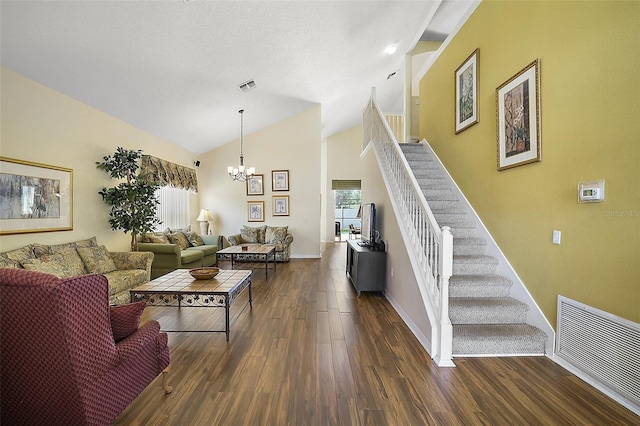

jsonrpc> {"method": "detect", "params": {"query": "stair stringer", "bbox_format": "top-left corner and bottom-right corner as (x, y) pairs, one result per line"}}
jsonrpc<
(417, 139), (555, 355)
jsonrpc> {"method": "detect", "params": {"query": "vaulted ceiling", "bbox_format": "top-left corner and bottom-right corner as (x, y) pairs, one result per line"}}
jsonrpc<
(1, 0), (474, 154)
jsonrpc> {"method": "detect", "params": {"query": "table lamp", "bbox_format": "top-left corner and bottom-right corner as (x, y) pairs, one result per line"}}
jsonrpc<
(196, 209), (213, 235)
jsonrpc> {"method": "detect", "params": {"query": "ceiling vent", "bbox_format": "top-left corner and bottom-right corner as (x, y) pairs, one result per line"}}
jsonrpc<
(238, 79), (257, 93)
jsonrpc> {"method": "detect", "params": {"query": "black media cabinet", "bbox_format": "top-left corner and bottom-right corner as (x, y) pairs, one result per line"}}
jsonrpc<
(346, 239), (386, 296)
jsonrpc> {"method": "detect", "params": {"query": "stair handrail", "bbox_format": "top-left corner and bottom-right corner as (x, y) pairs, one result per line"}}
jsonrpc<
(363, 90), (454, 366)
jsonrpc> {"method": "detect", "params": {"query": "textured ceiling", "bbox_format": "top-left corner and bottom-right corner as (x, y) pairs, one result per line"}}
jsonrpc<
(1, 0), (474, 155)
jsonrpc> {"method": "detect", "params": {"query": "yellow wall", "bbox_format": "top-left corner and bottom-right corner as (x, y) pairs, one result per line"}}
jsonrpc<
(197, 106), (322, 258)
(420, 1), (639, 324)
(0, 67), (198, 252)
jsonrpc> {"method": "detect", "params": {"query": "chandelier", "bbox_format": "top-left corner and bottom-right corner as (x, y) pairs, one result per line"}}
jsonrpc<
(228, 109), (255, 182)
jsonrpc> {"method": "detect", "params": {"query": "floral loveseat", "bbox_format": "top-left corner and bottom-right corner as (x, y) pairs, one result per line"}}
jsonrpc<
(226, 225), (293, 262)
(0, 236), (153, 305)
(137, 227), (222, 279)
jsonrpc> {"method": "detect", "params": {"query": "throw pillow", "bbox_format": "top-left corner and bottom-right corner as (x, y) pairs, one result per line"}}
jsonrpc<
(142, 233), (169, 244)
(0, 258), (21, 269)
(185, 231), (204, 247)
(76, 245), (118, 274)
(241, 225), (266, 244)
(21, 254), (72, 278)
(167, 232), (190, 250)
(240, 226), (259, 243)
(265, 226), (288, 244)
(49, 246), (86, 276)
(109, 301), (146, 342)
(1, 245), (34, 264)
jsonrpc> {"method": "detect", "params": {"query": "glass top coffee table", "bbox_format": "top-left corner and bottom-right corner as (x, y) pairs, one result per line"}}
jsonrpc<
(130, 269), (252, 341)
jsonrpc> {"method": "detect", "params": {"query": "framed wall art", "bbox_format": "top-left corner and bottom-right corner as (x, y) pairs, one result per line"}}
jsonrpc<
(247, 201), (264, 222)
(0, 157), (73, 235)
(272, 170), (289, 191)
(455, 48), (479, 134)
(272, 195), (290, 216)
(496, 59), (541, 170)
(246, 174), (264, 196)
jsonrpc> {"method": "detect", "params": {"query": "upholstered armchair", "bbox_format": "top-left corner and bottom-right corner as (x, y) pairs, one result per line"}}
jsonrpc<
(0, 268), (171, 425)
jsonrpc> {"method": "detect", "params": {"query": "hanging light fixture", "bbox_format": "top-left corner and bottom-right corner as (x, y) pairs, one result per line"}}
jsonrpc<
(228, 109), (255, 182)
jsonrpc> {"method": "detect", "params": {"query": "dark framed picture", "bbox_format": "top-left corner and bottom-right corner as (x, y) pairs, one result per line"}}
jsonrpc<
(246, 174), (264, 196)
(496, 59), (541, 170)
(455, 48), (479, 134)
(0, 157), (73, 235)
(272, 170), (289, 191)
(247, 201), (264, 222)
(272, 195), (289, 216)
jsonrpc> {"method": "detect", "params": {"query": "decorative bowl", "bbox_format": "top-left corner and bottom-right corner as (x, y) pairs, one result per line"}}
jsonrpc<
(189, 267), (220, 280)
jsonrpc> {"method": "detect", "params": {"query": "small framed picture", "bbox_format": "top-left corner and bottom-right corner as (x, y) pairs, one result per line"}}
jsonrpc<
(455, 48), (479, 134)
(246, 174), (264, 196)
(272, 170), (289, 191)
(272, 195), (290, 216)
(247, 201), (264, 222)
(496, 59), (541, 170)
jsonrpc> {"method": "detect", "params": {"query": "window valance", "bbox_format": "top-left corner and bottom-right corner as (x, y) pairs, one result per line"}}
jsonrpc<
(140, 155), (198, 193)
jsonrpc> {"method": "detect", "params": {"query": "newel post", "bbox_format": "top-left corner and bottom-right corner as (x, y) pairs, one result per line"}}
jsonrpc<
(436, 226), (455, 367)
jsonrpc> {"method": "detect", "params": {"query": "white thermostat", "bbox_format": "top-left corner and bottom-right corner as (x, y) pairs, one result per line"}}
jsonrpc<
(578, 180), (605, 203)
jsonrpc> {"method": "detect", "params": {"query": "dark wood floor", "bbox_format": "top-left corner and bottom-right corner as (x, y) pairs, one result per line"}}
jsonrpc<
(114, 243), (638, 425)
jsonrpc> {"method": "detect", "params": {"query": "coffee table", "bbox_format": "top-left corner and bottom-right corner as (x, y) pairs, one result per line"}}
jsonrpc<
(216, 244), (276, 278)
(130, 269), (252, 341)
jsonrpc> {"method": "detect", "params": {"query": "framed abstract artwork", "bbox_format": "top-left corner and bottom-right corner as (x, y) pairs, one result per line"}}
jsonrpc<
(272, 195), (289, 216)
(247, 201), (264, 222)
(496, 59), (541, 170)
(271, 170), (289, 191)
(0, 157), (73, 235)
(455, 48), (479, 134)
(246, 174), (264, 196)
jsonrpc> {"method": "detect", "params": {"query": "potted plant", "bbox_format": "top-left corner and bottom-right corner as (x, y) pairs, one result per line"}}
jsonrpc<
(96, 147), (161, 251)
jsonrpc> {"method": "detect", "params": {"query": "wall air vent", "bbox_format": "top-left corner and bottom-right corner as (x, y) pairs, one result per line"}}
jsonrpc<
(238, 79), (257, 93)
(556, 295), (640, 413)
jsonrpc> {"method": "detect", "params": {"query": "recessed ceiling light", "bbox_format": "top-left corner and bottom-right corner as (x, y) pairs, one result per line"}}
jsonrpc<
(384, 44), (398, 55)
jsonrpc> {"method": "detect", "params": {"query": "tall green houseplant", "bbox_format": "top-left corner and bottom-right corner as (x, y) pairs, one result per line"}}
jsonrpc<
(97, 148), (160, 251)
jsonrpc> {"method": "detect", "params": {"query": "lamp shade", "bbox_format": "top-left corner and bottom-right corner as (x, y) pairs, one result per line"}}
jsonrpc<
(196, 209), (213, 222)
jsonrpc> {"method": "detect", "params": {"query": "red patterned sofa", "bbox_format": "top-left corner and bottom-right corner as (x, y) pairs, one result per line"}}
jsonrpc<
(0, 268), (171, 425)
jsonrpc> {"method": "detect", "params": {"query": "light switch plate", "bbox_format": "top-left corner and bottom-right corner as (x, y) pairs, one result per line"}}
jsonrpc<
(553, 230), (561, 245)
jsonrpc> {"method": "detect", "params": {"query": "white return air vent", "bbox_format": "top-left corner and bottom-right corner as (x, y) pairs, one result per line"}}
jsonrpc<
(238, 79), (257, 93)
(556, 296), (640, 413)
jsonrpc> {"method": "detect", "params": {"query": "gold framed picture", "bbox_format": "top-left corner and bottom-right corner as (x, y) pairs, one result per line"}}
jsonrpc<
(0, 157), (73, 235)
(272, 195), (289, 216)
(247, 201), (264, 222)
(496, 59), (541, 170)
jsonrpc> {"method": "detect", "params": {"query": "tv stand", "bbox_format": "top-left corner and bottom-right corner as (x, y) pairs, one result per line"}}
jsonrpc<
(346, 239), (386, 296)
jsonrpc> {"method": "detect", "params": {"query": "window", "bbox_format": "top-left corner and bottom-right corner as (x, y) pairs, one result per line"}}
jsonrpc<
(154, 186), (190, 231)
(332, 180), (362, 241)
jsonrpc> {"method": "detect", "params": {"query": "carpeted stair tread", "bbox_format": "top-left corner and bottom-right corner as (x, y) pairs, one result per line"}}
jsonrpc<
(453, 255), (498, 275)
(452, 324), (547, 355)
(449, 274), (512, 297)
(449, 297), (529, 324)
(453, 238), (486, 255)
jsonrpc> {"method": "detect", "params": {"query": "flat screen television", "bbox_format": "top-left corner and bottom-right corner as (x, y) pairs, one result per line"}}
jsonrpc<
(360, 203), (376, 247)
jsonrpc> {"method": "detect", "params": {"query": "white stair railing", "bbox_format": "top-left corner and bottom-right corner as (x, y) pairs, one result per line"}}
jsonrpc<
(363, 90), (454, 367)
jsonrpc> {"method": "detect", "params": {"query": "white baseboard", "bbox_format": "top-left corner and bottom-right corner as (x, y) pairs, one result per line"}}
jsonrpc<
(548, 354), (640, 415)
(385, 293), (433, 359)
